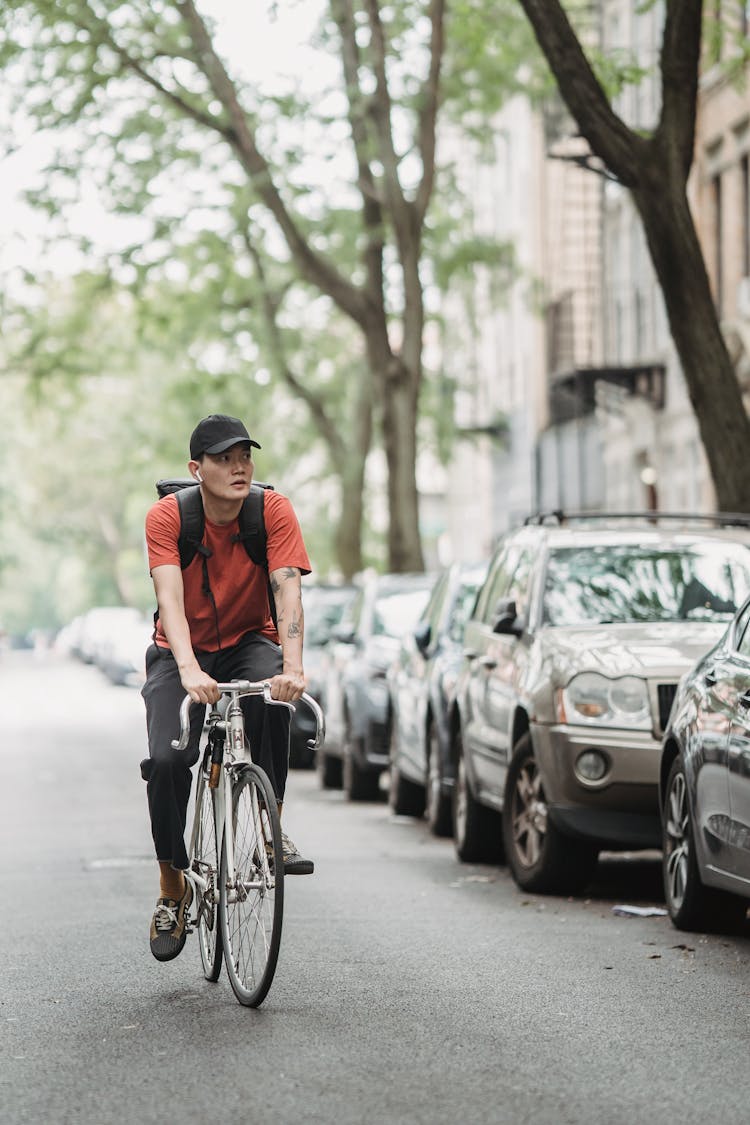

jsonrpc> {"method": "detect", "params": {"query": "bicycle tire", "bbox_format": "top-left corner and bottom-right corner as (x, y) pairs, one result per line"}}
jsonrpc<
(193, 771), (223, 982)
(219, 763), (284, 1007)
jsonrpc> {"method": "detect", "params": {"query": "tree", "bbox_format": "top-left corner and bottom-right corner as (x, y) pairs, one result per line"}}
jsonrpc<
(517, 0), (750, 512)
(2, 0), (534, 573)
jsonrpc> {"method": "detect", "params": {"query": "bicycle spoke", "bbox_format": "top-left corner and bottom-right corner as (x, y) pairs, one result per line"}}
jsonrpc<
(219, 765), (284, 1007)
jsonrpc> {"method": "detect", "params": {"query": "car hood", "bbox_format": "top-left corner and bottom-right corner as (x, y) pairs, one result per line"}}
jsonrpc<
(539, 621), (726, 683)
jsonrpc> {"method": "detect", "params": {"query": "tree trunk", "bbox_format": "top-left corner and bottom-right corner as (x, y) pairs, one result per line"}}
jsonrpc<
(633, 176), (750, 511)
(363, 304), (425, 572)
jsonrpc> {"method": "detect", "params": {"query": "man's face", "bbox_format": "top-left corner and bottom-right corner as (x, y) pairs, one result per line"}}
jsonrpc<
(190, 444), (254, 502)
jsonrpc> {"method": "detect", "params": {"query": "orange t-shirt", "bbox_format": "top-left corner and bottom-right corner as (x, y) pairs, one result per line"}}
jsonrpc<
(146, 490), (311, 652)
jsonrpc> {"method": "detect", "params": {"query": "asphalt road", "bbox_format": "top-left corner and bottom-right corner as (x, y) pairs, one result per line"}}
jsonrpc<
(2, 650), (750, 1125)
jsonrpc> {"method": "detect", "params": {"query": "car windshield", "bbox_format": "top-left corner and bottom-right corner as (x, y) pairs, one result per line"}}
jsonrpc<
(303, 590), (355, 647)
(373, 587), (432, 638)
(542, 542), (750, 627)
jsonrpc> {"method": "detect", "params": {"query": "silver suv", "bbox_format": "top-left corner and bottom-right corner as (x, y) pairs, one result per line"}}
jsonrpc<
(452, 513), (750, 894)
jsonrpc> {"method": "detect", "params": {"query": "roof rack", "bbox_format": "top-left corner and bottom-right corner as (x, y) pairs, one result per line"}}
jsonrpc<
(523, 510), (750, 529)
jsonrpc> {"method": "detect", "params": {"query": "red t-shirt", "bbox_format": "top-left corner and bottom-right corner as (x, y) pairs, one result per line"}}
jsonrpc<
(146, 490), (311, 652)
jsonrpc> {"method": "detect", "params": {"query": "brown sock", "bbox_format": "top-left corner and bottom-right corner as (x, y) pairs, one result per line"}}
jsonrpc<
(159, 862), (185, 901)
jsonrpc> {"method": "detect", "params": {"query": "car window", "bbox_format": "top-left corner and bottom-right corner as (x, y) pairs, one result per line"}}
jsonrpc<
(476, 545), (521, 625)
(340, 589), (364, 633)
(372, 586), (433, 639)
(303, 589), (356, 646)
(423, 572), (449, 632)
(447, 577), (485, 643)
(542, 542), (750, 627)
(734, 601), (750, 656)
(506, 550), (534, 623)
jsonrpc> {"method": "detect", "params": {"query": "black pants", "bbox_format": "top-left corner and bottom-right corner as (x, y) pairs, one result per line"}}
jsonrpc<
(140, 632), (290, 870)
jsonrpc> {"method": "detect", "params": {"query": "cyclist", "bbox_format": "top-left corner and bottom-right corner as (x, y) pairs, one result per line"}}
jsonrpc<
(140, 413), (313, 962)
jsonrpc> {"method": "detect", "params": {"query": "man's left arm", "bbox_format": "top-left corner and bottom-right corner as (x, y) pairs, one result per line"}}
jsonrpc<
(269, 565), (305, 702)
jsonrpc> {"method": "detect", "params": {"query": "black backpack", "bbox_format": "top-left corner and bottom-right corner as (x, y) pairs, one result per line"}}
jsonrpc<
(154, 478), (277, 635)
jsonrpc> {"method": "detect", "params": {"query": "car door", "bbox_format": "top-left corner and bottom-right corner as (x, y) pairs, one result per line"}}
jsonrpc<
(398, 572), (449, 777)
(463, 544), (530, 801)
(726, 604), (750, 881)
(324, 588), (364, 752)
(477, 548), (535, 796)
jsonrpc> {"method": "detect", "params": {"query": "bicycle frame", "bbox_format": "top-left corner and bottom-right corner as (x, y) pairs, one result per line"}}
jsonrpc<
(173, 680), (324, 898)
(169, 679), (325, 1005)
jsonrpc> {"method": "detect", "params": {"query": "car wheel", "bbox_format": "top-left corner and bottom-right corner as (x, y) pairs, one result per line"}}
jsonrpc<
(388, 717), (426, 817)
(317, 747), (343, 790)
(452, 727), (503, 863)
(425, 717), (452, 838)
(662, 757), (748, 933)
(343, 724), (382, 801)
(502, 733), (598, 895)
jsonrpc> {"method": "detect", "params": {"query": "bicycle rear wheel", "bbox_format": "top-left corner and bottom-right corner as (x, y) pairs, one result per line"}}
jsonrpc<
(193, 771), (223, 981)
(219, 764), (284, 1007)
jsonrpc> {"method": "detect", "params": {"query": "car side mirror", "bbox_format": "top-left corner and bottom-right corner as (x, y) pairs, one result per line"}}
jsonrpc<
(414, 621), (432, 656)
(492, 598), (522, 636)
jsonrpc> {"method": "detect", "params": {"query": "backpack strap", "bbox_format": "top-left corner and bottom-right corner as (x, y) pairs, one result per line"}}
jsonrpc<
(232, 485), (277, 627)
(173, 485), (208, 570)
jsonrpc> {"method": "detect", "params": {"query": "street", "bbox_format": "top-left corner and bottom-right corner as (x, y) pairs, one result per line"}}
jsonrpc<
(2, 651), (750, 1125)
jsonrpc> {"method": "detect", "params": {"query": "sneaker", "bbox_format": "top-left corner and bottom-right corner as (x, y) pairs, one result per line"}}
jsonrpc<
(149, 881), (194, 962)
(281, 831), (314, 875)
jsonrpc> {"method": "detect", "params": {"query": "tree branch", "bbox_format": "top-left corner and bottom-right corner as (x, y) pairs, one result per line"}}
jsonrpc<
(516, 0), (647, 186)
(363, 0), (416, 250)
(240, 227), (347, 466)
(414, 0), (445, 223)
(175, 0), (371, 327)
(656, 0), (701, 182)
(329, 0), (387, 302)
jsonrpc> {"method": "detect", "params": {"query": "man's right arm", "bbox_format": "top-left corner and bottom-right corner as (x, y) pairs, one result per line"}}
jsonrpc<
(151, 564), (219, 705)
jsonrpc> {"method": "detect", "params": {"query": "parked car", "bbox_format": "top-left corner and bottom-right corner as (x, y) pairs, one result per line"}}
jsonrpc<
(289, 583), (357, 768)
(660, 593), (750, 933)
(387, 561), (488, 835)
(451, 512), (750, 895)
(74, 605), (146, 667)
(96, 614), (153, 686)
(318, 571), (436, 800)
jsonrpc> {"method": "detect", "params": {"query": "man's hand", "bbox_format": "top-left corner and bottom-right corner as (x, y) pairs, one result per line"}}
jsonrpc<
(179, 661), (220, 705)
(269, 670), (306, 703)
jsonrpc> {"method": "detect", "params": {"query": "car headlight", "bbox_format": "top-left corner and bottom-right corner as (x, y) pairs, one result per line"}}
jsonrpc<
(559, 673), (651, 730)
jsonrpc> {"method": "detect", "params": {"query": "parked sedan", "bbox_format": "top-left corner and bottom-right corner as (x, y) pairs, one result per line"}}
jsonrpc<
(660, 595), (750, 932)
(388, 561), (487, 835)
(452, 513), (750, 895)
(318, 571), (436, 800)
(289, 583), (357, 768)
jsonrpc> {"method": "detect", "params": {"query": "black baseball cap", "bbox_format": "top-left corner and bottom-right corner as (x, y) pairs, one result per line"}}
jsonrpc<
(189, 414), (261, 459)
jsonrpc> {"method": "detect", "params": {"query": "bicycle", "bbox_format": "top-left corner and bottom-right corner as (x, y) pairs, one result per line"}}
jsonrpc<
(171, 680), (324, 1007)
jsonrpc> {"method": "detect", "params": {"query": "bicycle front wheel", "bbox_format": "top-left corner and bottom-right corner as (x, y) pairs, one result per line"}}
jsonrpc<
(193, 772), (223, 982)
(219, 764), (284, 1007)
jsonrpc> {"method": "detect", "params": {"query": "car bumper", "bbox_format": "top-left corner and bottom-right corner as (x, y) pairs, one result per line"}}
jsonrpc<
(531, 721), (661, 848)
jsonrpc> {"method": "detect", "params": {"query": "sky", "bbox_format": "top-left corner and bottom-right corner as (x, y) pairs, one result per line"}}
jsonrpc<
(0, 0), (329, 278)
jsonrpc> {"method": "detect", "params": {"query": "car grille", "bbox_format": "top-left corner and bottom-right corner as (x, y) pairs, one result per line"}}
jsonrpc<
(656, 683), (678, 734)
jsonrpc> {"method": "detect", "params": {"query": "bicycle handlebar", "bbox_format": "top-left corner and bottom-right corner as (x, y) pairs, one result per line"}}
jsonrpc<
(171, 680), (325, 753)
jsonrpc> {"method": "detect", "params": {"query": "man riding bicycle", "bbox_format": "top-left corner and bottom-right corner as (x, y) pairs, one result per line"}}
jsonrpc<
(140, 413), (313, 962)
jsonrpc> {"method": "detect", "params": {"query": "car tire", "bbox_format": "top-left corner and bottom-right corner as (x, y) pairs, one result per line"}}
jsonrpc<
(388, 716), (426, 817)
(317, 748), (343, 790)
(662, 757), (748, 933)
(502, 733), (598, 895)
(453, 727), (503, 863)
(343, 725), (382, 801)
(425, 717), (453, 838)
